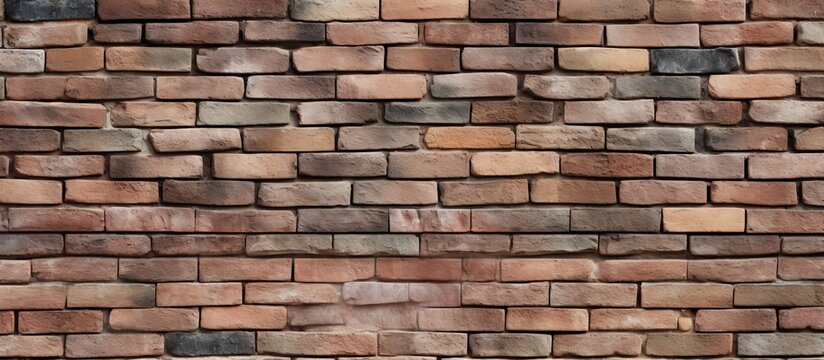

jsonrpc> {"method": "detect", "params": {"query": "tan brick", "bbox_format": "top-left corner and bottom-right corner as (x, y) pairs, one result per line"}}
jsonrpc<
(590, 309), (680, 330)
(200, 258), (291, 282)
(111, 102), (196, 127)
(382, 0), (468, 19)
(655, 0), (745, 22)
(67, 283), (155, 308)
(193, 0), (288, 18)
(607, 24), (699, 47)
(387, 47), (461, 72)
(106, 207), (194, 232)
(701, 22), (794, 46)
(110, 308), (198, 331)
(246, 75), (335, 99)
(559, 48), (648, 72)
(294, 46), (383, 72)
(294, 258), (374, 283)
(65, 334), (164, 358)
(507, 307), (588, 331)
(33, 257), (117, 282)
(696, 309), (777, 332)
(663, 207), (745, 232)
(425, 23), (508, 46)
(642, 283), (733, 308)
(201, 305), (287, 330)
(106, 47), (192, 72)
(646, 333), (733, 357)
(709, 74), (796, 99)
(0, 336), (63, 357)
(46, 47), (104, 72)
(599, 260), (687, 282)
(554, 333), (643, 357)
(4, 23), (87, 48)
(156, 76), (244, 100)
(202, 47), (294, 73)
(471, 151), (558, 176)
(157, 282), (241, 306)
(425, 127), (515, 149)
(213, 153), (296, 180)
(501, 259), (595, 281)
(419, 308), (504, 332)
(327, 22), (418, 45)
(337, 74), (427, 100)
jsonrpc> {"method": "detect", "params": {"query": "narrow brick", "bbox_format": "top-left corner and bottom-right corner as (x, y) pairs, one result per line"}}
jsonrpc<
(425, 23), (508, 46)
(516, 23), (604, 46)
(564, 100), (654, 124)
(559, 0), (649, 21)
(111, 102), (196, 127)
(558, 48), (649, 73)
(106, 47), (192, 72)
(327, 22), (418, 45)
(146, 21), (239, 45)
(299, 152), (387, 177)
(655, 0), (745, 22)
(244, 128), (335, 152)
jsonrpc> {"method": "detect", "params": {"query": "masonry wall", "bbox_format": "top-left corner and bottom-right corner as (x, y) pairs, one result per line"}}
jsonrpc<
(0, 0), (823, 358)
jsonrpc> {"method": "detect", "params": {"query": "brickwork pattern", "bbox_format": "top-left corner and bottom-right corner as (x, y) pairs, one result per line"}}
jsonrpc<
(0, 0), (823, 358)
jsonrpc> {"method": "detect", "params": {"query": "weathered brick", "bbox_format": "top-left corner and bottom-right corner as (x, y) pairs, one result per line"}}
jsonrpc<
(111, 102), (196, 127)
(600, 234), (687, 255)
(0, 129), (59, 152)
(299, 102), (379, 125)
(501, 259), (595, 281)
(472, 209), (569, 232)
(425, 23), (508, 46)
(646, 333), (733, 357)
(655, 0), (745, 22)
(600, 260), (687, 282)
(560, 0), (649, 21)
(736, 283), (824, 307)
(382, 0), (467, 19)
(525, 75), (610, 100)
(156, 76), (244, 100)
(711, 181), (797, 206)
(4, 23), (87, 48)
(292, 0), (379, 21)
(695, 309), (777, 332)
(195, 209), (296, 233)
(551, 283), (637, 308)
(471, 0), (556, 19)
(257, 332), (377, 356)
(641, 283), (733, 308)
(709, 74), (796, 99)
(63, 129), (142, 153)
(18, 310), (103, 334)
(294, 258), (373, 282)
(299, 152), (387, 177)
(607, 127), (695, 152)
(608, 24), (699, 47)
(201, 305), (286, 330)
(353, 181), (437, 205)
(46, 47), (104, 72)
(335, 234), (419, 256)
(213, 154), (296, 180)
(66, 234), (150, 256)
(506, 307), (588, 331)
(110, 155), (203, 179)
(105, 207), (195, 232)
(440, 179), (528, 206)
(558, 48), (649, 73)
(0, 284), (66, 310)
(779, 307), (824, 329)
(782, 236), (824, 255)
(379, 331), (466, 356)
(752, 0), (824, 19)
(663, 208), (745, 232)
(298, 209), (388, 232)
(6, 0), (95, 21)
(425, 127), (515, 149)
(422, 234), (509, 256)
(562, 153), (654, 178)
(327, 22), (417, 45)
(689, 258), (778, 282)
(377, 258), (462, 281)
(387, 47), (461, 72)
(157, 282), (241, 306)
(153, 234), (243, 256)
(119, 258), (198, 282)
(620, 180), (706, 205)
(471, 151), (558, 176)
(657, 154), (745, 179)
(193, 0), (288, 18)
(15, 155), (104, 178)
(244, 128), (335, 152)
(554, 333), (643, 357)
(338, 126), (420, 150)
(93, 23), (143, 43)
(67, 283), (155, 308)
(516, 125), (605, 150)
(616, 76), (701, 100)
(32, 257), (117, 282)
(516, 23), (604, 45)
(706, 127), (788, 151)
(746, 47), (824, 71)
(691, 235), (780, 256)
(243, 21), (326, 42)
(98, 0), (190, 20)
(0, 49), (44, 73)
(9, 208), (104, 232)
(110, 308), (198, 331)
(0, 180), (62, 205)
(0, 335), (63, 357)
(338, 74), (427, 100)
(564, 100), (654, 124)
(463, 47), (553, 71)
(106, 47), (192, 72)
(738, 333), (824, 356)
(0, 260), (31, 284)
(294, 46), (383, 72)
(591, 309), (680, 330)
(419, 308), (504, 332)
(245, 283), (340, 304)
(0, 101), (105, 127)
(532, 179), (616, 204)
(470, 333), (551, 357)
(390, 209), (470, 233)
(146, 21), (239, 45)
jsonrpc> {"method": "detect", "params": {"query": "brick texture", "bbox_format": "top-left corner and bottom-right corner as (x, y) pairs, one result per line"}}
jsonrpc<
(0, 0), (819, 358)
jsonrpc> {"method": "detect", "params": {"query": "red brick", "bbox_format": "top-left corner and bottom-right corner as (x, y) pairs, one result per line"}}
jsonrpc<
(425, 23), (508, 46)
(119, 258), (198, 282)
(440, 179), (528, 206)
(779, 307), (824, 330)
(65, 180), (158, 204)
(387, 47), (461, 72)
(157, 282), (241, 306)
(0, 285), (66, 310)
(0, 179), (61, 205)
(701, 22), (794, 46)
(156, 76), (244, 100)
(0, 260), (30, 284)
(93, 24), (142, 43)
(425, 127), (515, 149)
(65, 234), (151, 256)
(353, 181), (437, 205)
(294, 258), (374, 282)
(200, 257), (291, 282)
(590, 309), (680, 330)
(111, 102), (196, 127)
(752, 0), (824, 19)
(377, 258), (462, 281)
(554, 333), (643, 357)
(245, 283), (340, 305)
(195, 209), (296, 233)
(107, 47), (192, 72)
(67, 283), (155, 308)
(9, 208), (104, 232)
(695, 309), (777, 332)
(98, 0), (190, 20)
(0, 312), (13, 334)
(327, 22), (418, 45)
(109, 308), (198, 331)
(501, 259), (595, 281)
(0, 101), (106, 128)
(599, 260), (687, 282)
(32, 257), (117, 282)
(419, 308), (504, 332)
(551, 283), (637, 307)
(46, 47), (104, 72)
(18, 310), (103, 334)
(105, 207), (195, 232)
(0, 336), (63, 357)
(214, 154), (296, 180)
(14, 155), (103, 178)
(463, 258), (500, 281)
(620, 180), (706, 205)
(506, 307), (588, 331)
(4, 23), (87, 48)
(779, 256), (824, 280)
(689, 258), (777, 282)
(201, 305), (287, 330)
(382, 0), (468, 19)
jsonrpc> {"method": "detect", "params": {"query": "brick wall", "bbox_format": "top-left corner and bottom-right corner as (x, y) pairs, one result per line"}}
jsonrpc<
(0, 0), (823, 357)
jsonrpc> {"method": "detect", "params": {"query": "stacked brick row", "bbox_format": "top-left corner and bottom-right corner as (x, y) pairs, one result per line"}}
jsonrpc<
(1, 0), (824, 358)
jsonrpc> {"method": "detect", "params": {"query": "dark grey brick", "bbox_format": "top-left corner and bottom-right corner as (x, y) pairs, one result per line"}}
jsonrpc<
(614, 76), (701, 99)
(651, 48), (740, 74)
(165, 332), (255, 357)
(5, 0), (95, 21)
(385, 102), (470, 124)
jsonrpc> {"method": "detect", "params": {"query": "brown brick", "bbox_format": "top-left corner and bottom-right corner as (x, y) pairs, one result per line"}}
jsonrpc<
(620, 180), (706, 205)
(338, 74), (427, 100)
(590, 309), (680, 330)
(554, 333), (643, 357)
(655, 0), (745, 22)
(440, 179), (528, 206)
(425, 127), (515, 149)
(294, 46), (384, 72)
(735, 284), (824, 307)
(65, 180), (155, 205)
(711, 181), (797, 206)
(98, 0), (190, 20)
(0, 129), (59, 152)
(387, 151), (469, 179)
(599, 260), (687, 282)
(66, 234), (150, 256)
(195, 209), (295, 233)
(353, 181), (437, 205)
(257, 331), (377, 356)
(532, 179), (616, 204)
(696, 309), (777, 332)
(0, 101), (106, 128)
(506, 307), (588, 331)
(200, 257), (291, 282)
(560, 0), (648, 20)
(382, 0), (468, 19)
(110, 155), (203, 179)
(67, 283), (155, 308)
(295, 258), (374, 283)
(432, 73), (517, 98)
(244, 128), (334, 152)
(600, 234), (687, 255)
(46, 47), (104, 72)
(243, 21), (325, 42)
(472, 101), (554, 124)
(202, 305), (287, 330)
(562, 153), (653, 178)
(15, 155), (104, 178)
(0, 285), (66, 310)
(247, 75), (336, 99)
(746, 47), (824, 71)
(463, 47), (554, 71)
(106, 47), (192, 72)
(689, 258), (777, 283)
(109, 308), (198, 331)
(338, 126), (420, 150)
(425, 23), (508, 46)
(779, 307), (824, 330)
(93, 24), (143, 43)
(111, 102), (196, 127)
(119, 258), (198, 282)
(0, 260), (30, 284)
(4, 23), (87, 48)
(551, 283), (637, 307)
(32, 257), (117, 282)
(752, 0), (824, 19)
(691, 235), (780, 256)
(387, 47), (460, 72)
(516, 125), (605, 150)
(18, 310), (103, 334)
(299, 153), (387, 177)
(156, 76), (244, 100)
(152, 234), (243, 256)
(65, 334), (164, 358)
(516, 23), (604, 45)
(157, 282), (241, 306)
(0, 336), (63, 357)
(709, 74), (796, 99)
(163, 180), (254, 206)
(193, 0), (288, 18)
(656, 101), (742, 125)
(472, 209), (569, 233)
(9, 208), (104, 232)
(701, 22), (794, 46)
(390, 209), (470, 233)
(648, 333), (733, 357)
(565, 100), (653, 124)
(641, 283), (733, 308)
(146, 21), (239, 45)
(327, 22), (418, 45)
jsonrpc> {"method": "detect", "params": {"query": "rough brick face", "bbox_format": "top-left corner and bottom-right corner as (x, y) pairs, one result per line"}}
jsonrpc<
(0, 1), (820, 358)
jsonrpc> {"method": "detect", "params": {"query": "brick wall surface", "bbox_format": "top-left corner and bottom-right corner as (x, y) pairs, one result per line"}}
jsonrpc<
(0, 0), (823, 358)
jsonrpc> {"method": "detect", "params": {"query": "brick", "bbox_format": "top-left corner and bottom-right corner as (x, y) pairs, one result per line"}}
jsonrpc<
(425, 127), (514, 149)
(157, 283), (241, 306)
(783, 236), (824, 254)
(0, 235), (63, 258)
(299, 102), (379, 125)
(164, 180), (254, 206)
(779, 307), (824, 329)
(736, 284), (824, 307)
(213, 154), (296, 180)
(335, 234), (419, 256)
(532, 179), (616, 204)
(200, 102), (288, 126)
(245, 283), (340, 304)
(248, 75), (336, 99)
(353, 181), (436, 205)
(342, 282), (408, 305)
(299, 153), (387, 177)
(709, 74), (796, 99)
(32, 257), (117, 282)
(615, 76), (701, 100)
(259, 182), (348, 207)
(554, 333), (642, 357)
(702, 22), (794, 46)
(153, 234), (244, 256)
(525, 75), (610, 100)
(15, 155), (104, 177)
(5, 76), (68, 100)
(572, 208), (661, 232)
(471, 209), (569, 233)
(110, 308), (198, 331)
(156, 76), (244, 100)
(804, 181), (824, 205)
(471, 0), (556, 19)
(9, 208), (104, 232)
(257, 332), (377, 356)
(551, 283), (637, 307)
(146, 21), (239, 45)
(620, 180), (705, 205)
(607, 127), (695, 152)
(6, 0), (94, 21)
(470, 333), (551, 357)
(562, 153), (653, 178)
(419, 308), (504, 332)
(243, 21), (325, 42)
(327, 22), (418, 45)
(656, 154), (745, 179)
(600, 234), (687, 255)
(706, 127), (788, 151)
(750, 210), (824, 233)
(67, 283), (155, 308)
(646, 333), (733, 357)
(516, 23), (604, 45)
(67, 334), (164, 358)
(0, 260), (30, 284)
(338, 126), (420, 150)
(63, 129), (142, 153)
(390, 209), (470, 233)
(655, 0), (745, 22)
(294, 258), (373, 282)
(111, 102), (196, 127)
(664, 208), (745, 232)
(119, 258), (198, 282)
(66, 76), (155, 100)
(738, 333), (824, 356)
(691, 235), (780, 256)
(558, 48), (648, 72)
(799, 22), (824, 45)
(751, 100), (824, 125)
(506, 307), (588, 331)
(802, 76), (824, 98)
(564, 100), (653, 124)
(106, 47), (192, 72)
(0, 336), (63, 357)
(711, 181), (797, 206)
(516, 125), (605, 150)
(651, 49), (742, 75)
(440, 179), (526, 206)
(18, 310), (102, 334)
(689, 258), (777, 282)
(433, 73), (517, 98)
(696, 309), (777, 332)
(93, 23), (142, 43)
(4, 23), (87, 48)
(377, 258), (461, 281)
(0, 49), (44, 73)
(201, 305), (286, 330)
(422, 234), (509, 255)
(46, 47), (104, 72)
(641, 283), (733, 308)
(465, 259), (498, 281)
(385, 102), (468, 125)
(195, 209), (296, 233)
(751, 153), (824, 178)
(387, 151), (469, 179)
(472, 101), (554, 124)
(471, 152), (558, 176)
(387, 47), (461, 72)
(295, 46), (383, 72)
(590, 309), (680, 330)
(410, 283), (461, 306)
(105, 207), (195, 232)
(98, 0), (190, 20)
(608, 24), (698, 47)
(560, 0), (649, 20)
(110, 155), (203, 179)
(425, 23), (508, 46)
(65, 234), (150, 256)
(200, 258), (290, 282)
(382, 0), (468, 19)
(752, 0), (824, 19)
(462, 282), (548, 306)
(599, 259), (687, 282)
(746, 47), (824, 71)
(245, 128), (334, 152)
(0, 101), (105, 127)
(0, 129), (59, 152)
(463, 47), (554, 71)
(0, 179), (61, 205)
(193, 0), (288, 18)
(338, 74), (427, 100)
(0, 284), (66, 310)
(292, 0), (378, 21)
(501, 259), (595, 281)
